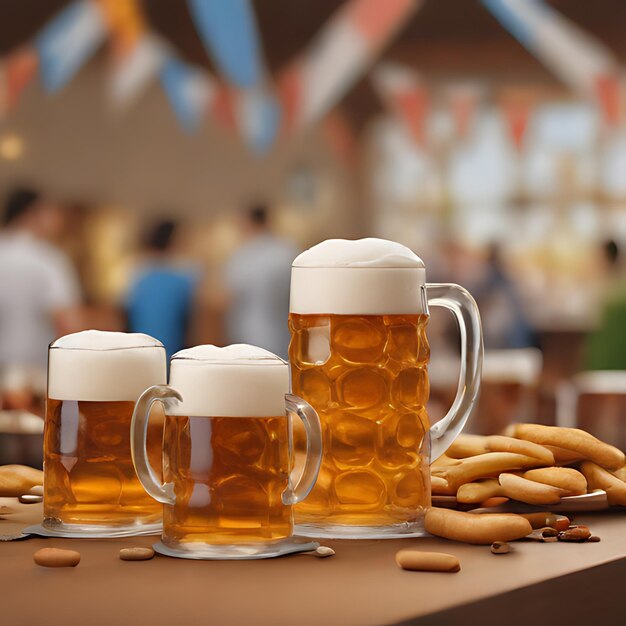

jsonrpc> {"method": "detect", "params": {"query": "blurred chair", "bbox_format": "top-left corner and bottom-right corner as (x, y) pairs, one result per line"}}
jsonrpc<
(473, 348), (543, 435)
(557, 371), (626, 451)
(429, 348), (542, 435)
(0, 410), (44, 467)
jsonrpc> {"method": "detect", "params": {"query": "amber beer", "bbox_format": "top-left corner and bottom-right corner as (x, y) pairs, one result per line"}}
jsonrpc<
(162, 415), (291, 544)
(44, 331), (167, 533)
(131, 344), (322, 559)
(289, 313), (431, 527)
(289, 238), (484, 538)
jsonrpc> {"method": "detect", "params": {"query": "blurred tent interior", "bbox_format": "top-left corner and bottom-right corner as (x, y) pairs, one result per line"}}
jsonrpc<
(2, 0), (626, 463)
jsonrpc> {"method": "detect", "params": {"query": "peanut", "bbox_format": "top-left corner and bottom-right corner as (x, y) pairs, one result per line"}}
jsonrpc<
(490, 541), (510, 554)
(396, 550), (460, 572)
(119, 547), (155, 561)
(34, 548), (80, 568)
(558, 527), (591, 542)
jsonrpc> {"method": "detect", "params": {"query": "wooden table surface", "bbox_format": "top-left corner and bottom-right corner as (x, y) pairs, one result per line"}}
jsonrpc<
(1, 500), (625, 626)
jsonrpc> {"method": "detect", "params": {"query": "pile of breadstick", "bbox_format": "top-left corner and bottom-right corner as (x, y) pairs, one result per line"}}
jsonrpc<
(431, 424), (626, 508)
(423, 424), (626, 545)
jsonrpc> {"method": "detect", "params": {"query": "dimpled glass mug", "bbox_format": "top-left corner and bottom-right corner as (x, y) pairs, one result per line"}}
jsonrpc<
(289, 238), (483, 538)
(130, 344), (323, 559)
(43, 330), (167, 537)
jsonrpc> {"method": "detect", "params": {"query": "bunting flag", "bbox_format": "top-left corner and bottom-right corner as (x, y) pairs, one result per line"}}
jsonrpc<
(0, 48), (39, 116)
(187, 0), (280, 152)
(97, 0), (145, 58)
(372, 62), (429, 145)
(160, 57), (215, 133)
(280, 0), (421, 133)
(36, 0), (107, 92)
(446, 83), (482, 141)
(99, 0), (167, 108)
(109, 33), (168, 108)
(482, 0), (619, 102)
(594, 74), (622, 128)
(500, 89), (535, 151)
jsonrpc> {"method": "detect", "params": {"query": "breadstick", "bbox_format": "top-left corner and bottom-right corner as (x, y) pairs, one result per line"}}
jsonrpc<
(580, 461), (626, 506)
(424, 507), (532, 545)
(431, 475), (455, 495)
(543, 446), (585, 466)
(446, 434), (489, 458)
(448, 434), (554, 465)
(0, 465), (44, 497)
(611, 466), (626, 482)
(505, 424), (625, 470)
(457, 479), (503, 504)
(431, 452), (545, 490)
(431, 454), (462, 468)
(522, 467), (587, 496)
(499, 473), (564, 505)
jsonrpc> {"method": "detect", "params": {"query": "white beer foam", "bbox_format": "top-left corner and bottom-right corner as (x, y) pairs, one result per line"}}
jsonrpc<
(168, 344), (289, 418)
(48, 330), (167, 402)
(290, 238), (426, 315)
(293, 238), (425, 268)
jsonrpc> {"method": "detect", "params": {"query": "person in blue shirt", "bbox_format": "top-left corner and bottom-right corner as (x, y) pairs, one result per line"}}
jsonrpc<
(126, 219), (199, 360)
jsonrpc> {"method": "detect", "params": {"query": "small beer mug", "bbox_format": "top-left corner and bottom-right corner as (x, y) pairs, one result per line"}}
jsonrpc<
(131, 344), (323, 559)
(43, 330), (167, 537)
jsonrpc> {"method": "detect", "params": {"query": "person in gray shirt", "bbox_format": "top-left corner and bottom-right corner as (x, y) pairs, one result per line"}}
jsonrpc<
(223, 205), (298, 360)
(0, 188), (82, 409)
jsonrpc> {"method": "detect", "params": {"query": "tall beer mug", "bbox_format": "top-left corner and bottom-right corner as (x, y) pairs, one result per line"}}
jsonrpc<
(130, 345), (323, 559)
(44, 331), (167, 537)
(289, 238), (483, 538)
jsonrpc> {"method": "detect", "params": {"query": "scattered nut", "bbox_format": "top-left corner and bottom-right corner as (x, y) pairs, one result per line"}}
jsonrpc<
(396, 550), (460, 572)
(588, 535), (601, 542)
(313, 546), (335, 558)
(119, 547), (155, 561)
(28, 485), (44, 496)
(490, 541), (510, 554)
(540, 527), (558, 538)
(557, 526), (591, 542)
(525, 529), (547, 542)
(34, 548), (80, 568)
(520, 513), (570, 531)
(19, 494), (43, 504)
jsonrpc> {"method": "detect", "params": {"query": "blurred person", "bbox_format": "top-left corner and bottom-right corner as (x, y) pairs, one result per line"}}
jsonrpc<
(126, 219), (200, 359)
(585, 240), (626, 370)
(0, 187), (82, 410)
(473, 244), (536, 350)
(222, 204), (298, 359)
(436, 240), (534, 350)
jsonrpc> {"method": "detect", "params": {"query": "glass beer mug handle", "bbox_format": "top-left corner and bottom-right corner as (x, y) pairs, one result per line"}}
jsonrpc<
(425, 284), (483, 461)
(131, 384), (182, 505)
(283, 394), (323, 506)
